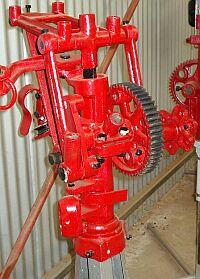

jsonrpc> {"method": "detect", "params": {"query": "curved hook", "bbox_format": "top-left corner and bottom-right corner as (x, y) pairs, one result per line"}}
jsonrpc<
(18, 84), (39, 136)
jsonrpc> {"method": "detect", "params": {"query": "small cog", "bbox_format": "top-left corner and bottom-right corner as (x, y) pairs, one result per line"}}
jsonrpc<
(169, 59), (198, 106)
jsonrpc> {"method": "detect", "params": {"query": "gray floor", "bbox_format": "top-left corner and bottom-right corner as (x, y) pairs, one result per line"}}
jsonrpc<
(125, 173), (197, 279)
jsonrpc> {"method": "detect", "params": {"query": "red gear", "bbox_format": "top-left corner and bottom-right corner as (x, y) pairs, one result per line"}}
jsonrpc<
(169, 59), (198, 106)
(108, 82), (163, 175)
(160, 105), (197, 155)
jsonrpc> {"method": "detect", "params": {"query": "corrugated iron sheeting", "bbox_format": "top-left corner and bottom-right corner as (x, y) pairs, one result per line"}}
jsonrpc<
(0, 0), (195, 278)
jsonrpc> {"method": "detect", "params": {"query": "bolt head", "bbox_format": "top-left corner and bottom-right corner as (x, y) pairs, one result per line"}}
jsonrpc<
(97, 133), (107, 141)
(68, 183), (75, 187)
(86, 250), (94, 258)
(184, 124), (189, 130)
(34, 111), (40, 118)
(60, 52), (70, 59)
(136, 149), (142, 156)
(92, 162), (101, 169)
(58, 168), (68, 182)
(96, 156), (105, 164)
(48, 152), (62, 165)
(35, 93), (41, 99)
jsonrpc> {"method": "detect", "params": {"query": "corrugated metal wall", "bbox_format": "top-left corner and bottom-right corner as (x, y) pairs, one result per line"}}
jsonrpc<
(0, 0), (196, 278)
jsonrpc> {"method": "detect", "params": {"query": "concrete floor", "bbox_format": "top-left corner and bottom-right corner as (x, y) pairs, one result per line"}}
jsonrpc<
(125, 173), (197, 279)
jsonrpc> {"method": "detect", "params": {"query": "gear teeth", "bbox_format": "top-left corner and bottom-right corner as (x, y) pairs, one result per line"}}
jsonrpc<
(110, 82), (163, 176)
(148, 116), (161, 122)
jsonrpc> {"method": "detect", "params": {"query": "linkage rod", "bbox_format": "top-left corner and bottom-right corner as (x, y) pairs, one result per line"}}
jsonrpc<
(98, 0), (140, 74)
(0, 169), (58, 279)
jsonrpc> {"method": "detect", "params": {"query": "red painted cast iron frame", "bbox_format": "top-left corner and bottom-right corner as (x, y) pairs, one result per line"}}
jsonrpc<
(0, 2), (197, 275)
(5, 2), (144, 262)
(0, 1), (142, 278)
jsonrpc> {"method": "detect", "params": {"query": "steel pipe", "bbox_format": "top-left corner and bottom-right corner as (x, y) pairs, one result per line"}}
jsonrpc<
(0, 169), (58, 279)
(147, 223), (193, 276)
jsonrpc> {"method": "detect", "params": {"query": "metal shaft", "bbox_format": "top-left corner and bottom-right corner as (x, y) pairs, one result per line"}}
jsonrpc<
(75, 253), (126, 279)
(147, 223), (193, 276)
(0, 169), (58, 279)
(98, 0), (140, 74)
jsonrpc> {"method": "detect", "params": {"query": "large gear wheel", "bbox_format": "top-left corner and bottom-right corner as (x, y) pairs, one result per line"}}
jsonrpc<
(169, 59), (198, 106)
(108, 82), (163, 175)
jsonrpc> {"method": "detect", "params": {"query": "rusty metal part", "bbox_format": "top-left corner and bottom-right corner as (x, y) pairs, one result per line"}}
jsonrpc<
(0, 169), (58, 279)
(98, 0), (140, 74)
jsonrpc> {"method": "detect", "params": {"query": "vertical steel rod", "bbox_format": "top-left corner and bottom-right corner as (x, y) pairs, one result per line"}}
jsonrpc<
(0, 169), (58, 279)
(98, 0), (140, 74)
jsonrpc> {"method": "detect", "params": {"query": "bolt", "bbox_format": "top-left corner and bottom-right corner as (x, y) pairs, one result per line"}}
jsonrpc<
(136, 149), (142, 156)
(48, 152), (62, 165)
(68, 183), (75, 187)
(123, 20), (129, 25)
(35, 93), (41, 99)
(119, 127), (129, 136)
(126, 234), (132, 240)
(97, 133), (107, 141)
(25, 4), (31, 13)
(41, 28), (49, 34)
(34, 111), (40, 118)
(184, 124), (189, 130)
(86, 250), (94, 258)
(60, 52), (71, 60)
(92, 162), (101, 169)
(176, 85), (182, 91)
(83, 68), (97, 79)
(96, 156), (105, 164)
(58, 168), (68, 182)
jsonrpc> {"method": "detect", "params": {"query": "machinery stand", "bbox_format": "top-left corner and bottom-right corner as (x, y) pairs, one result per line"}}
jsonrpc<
(0, 2), (197, 278)
(75, 253), (126, 279)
